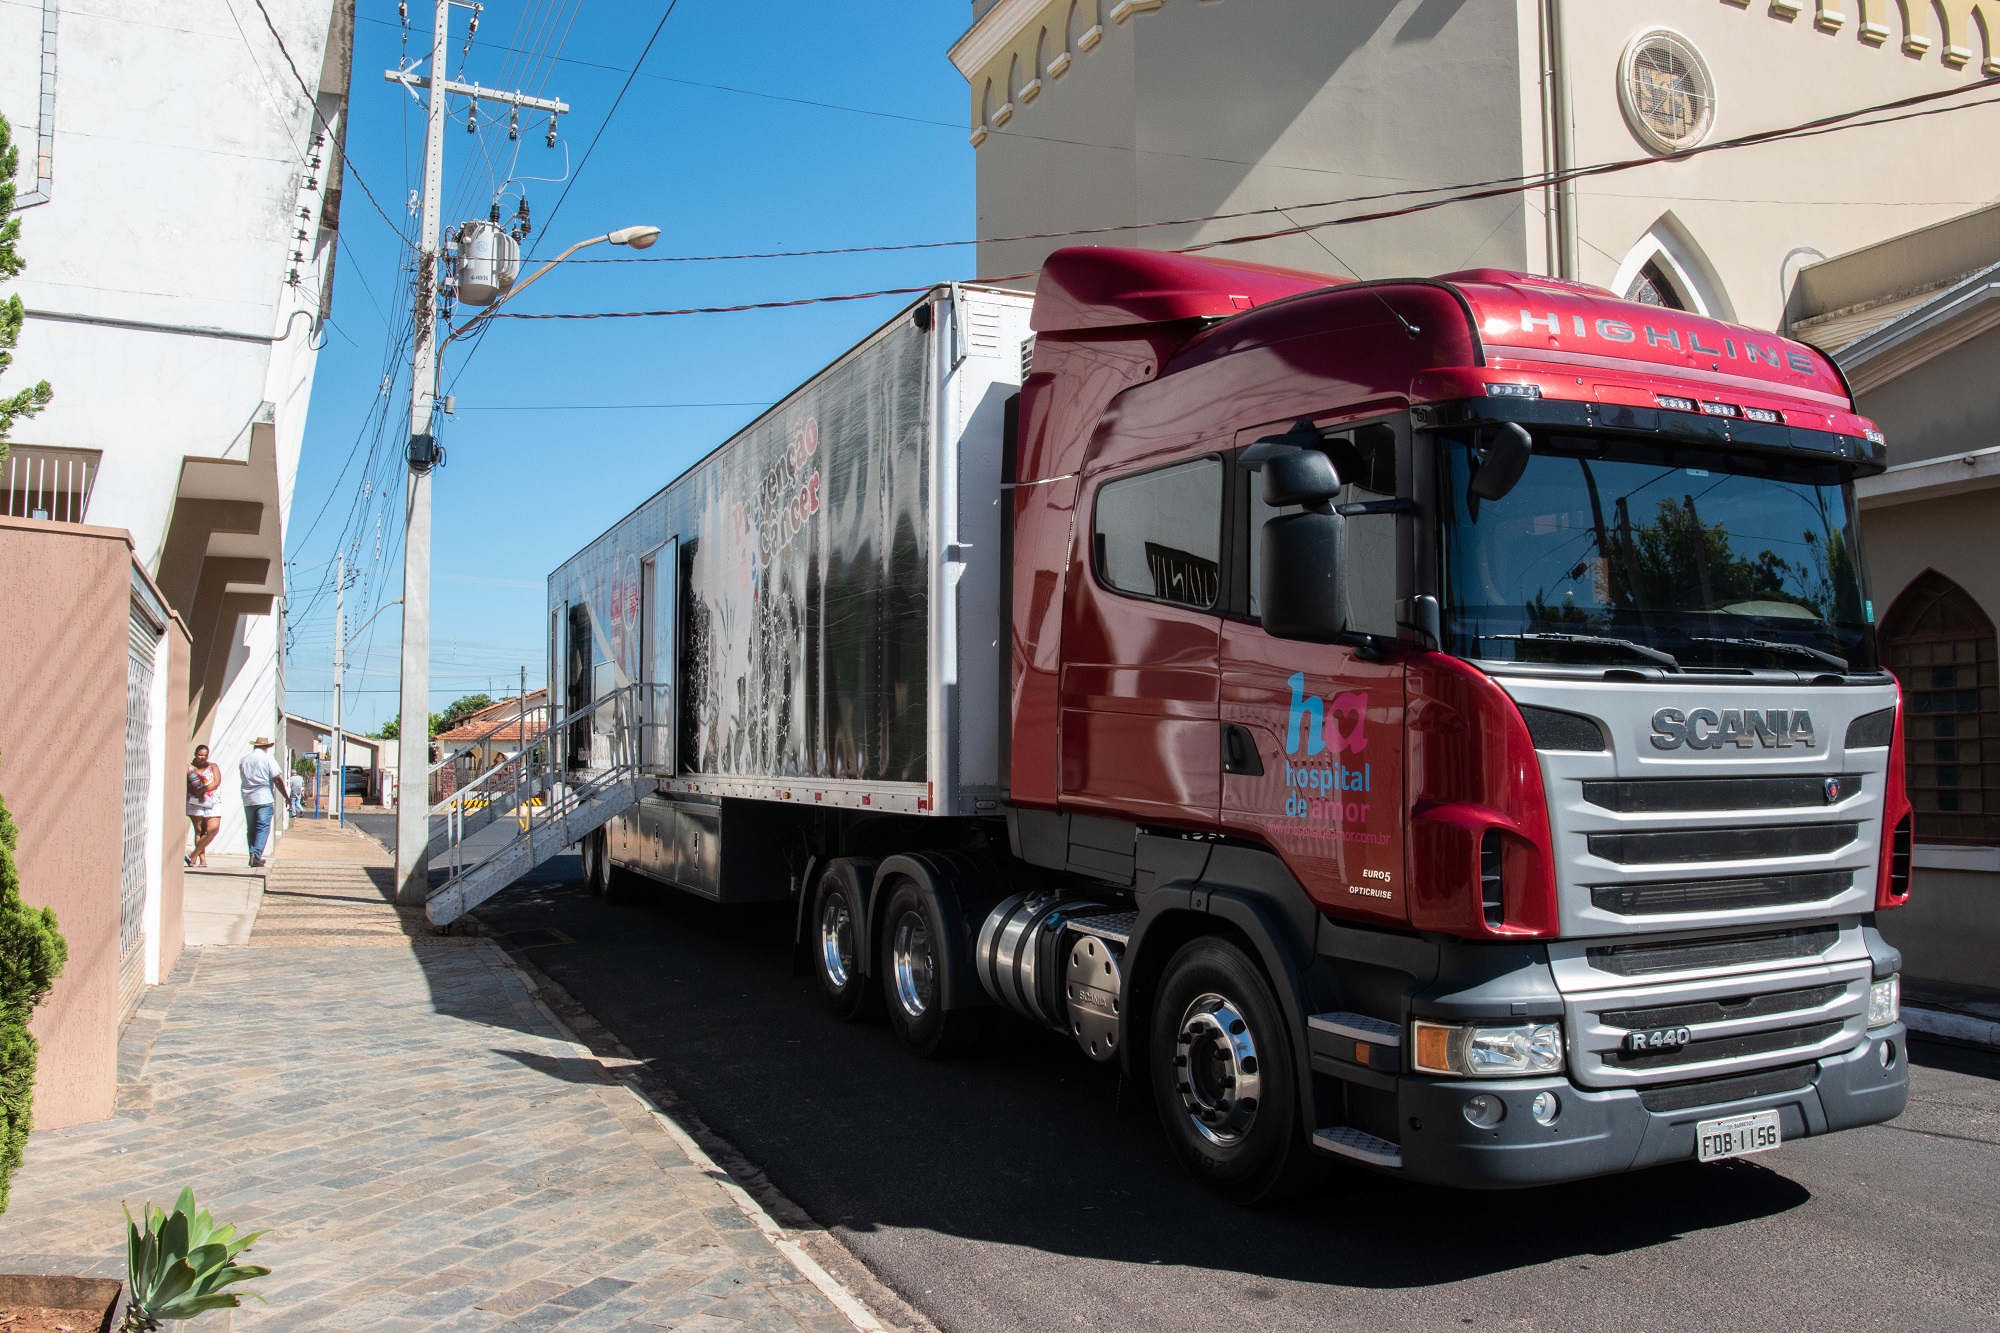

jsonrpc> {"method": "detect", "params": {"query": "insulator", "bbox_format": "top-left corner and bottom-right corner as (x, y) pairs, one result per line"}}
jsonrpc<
(545, 115), (558, 148)
(489, 200), (501, 224)
(397, 1), (406, 19)
(465, 105), (477, 133)
(508, 108), (519, 141)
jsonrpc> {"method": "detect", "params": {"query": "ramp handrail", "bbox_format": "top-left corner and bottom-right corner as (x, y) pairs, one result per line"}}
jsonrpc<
(431, 683), (644, 891)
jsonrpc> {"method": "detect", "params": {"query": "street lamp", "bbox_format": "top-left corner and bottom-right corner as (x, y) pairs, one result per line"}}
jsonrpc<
(394, 224), (660, 904)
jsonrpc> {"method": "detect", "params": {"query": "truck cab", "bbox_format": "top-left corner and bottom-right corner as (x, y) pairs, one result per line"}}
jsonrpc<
(1001, 247), (1911, 1194)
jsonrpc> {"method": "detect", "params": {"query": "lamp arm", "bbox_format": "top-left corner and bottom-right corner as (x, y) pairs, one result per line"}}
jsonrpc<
(445, 233), (608, 344)
(346, 598), (405, 646)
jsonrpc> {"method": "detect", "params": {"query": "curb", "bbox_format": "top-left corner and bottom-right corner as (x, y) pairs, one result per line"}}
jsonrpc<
(1905, 1004), (2000, 1051)
(472, 933), (937, 1333)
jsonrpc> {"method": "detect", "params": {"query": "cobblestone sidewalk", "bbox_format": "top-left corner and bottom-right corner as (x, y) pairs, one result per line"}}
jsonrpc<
(0, 823), (875, 1332)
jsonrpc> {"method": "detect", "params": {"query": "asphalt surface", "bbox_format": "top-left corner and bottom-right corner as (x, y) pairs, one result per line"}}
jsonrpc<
(361, 817), (2000, 1332)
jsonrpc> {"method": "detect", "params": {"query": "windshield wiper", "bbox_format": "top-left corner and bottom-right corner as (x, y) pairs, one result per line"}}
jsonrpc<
(1688, 635), (1848, 672)
(1479, 632), (1681, 670)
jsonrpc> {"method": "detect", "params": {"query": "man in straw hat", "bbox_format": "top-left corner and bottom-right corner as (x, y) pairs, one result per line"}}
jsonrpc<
(240, 736), (287, 868)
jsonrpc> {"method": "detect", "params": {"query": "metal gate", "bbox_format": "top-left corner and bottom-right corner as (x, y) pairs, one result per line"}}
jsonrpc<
(119, 594), (161, 1018)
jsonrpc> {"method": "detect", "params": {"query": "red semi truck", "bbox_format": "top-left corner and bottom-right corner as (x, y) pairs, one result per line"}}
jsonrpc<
(550, 246), (1912, 1199)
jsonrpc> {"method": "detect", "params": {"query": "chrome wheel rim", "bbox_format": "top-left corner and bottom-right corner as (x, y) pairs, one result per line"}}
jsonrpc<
(1175, 992), (1264, 1147)
(891, 911), (935, 1018)
(820, 893), (855, 990)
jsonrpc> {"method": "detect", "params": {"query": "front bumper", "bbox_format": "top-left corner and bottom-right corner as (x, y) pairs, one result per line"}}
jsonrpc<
(1380, 1026), (1908, 1189)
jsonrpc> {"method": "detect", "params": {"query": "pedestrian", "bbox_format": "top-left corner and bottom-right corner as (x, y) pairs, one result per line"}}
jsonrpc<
(240, 736), (287, 868)
(286, 768), (304, 818)
(185, 744), (222, 867)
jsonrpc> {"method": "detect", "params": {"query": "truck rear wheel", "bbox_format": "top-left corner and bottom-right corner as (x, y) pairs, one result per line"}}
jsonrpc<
(580, 829), (609, 896)
(813, 859), (877, 1021)
(880, 879), (980, 1058)
(1150, 936), (1315, 1204)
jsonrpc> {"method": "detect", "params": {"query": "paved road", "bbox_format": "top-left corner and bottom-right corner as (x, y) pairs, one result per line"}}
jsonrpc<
(448, 849), (2000, 1332)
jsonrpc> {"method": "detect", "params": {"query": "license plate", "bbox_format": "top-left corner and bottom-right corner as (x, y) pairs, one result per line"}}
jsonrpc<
(1696, 1109), (1782, 1163)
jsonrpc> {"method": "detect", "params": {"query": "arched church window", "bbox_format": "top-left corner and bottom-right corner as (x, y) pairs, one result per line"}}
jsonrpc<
(1625, 259), (1688, 310)
(1881, 571), (2000, 843)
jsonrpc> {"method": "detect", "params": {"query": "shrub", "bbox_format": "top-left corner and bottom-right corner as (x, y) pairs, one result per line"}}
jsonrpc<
(122, 1188), (270, 1330)
(0, 772), (67, 1214)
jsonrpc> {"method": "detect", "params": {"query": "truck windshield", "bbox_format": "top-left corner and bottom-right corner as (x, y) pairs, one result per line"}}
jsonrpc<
(1441, 431), (1877, 673)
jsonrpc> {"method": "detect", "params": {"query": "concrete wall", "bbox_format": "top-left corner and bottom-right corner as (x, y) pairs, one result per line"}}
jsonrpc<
(0, 520), (175, 1130)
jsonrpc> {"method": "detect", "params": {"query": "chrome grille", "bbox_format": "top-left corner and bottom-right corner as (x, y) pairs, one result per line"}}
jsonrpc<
(1556, 942), (1871, 1090)
(1582, 774), (1861, 813)
(1587, 822), (1858, 864)
(1589, 870), (1852, 916)
(1585, 924), (1838, 977)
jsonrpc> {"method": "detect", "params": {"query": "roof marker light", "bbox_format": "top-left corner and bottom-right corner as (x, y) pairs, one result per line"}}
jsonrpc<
(1699, 402), (1739, 418)
(1486, 383), (1541, 399)
(1656, 394), (1696, 412)
(1742, 406), (1783, 424)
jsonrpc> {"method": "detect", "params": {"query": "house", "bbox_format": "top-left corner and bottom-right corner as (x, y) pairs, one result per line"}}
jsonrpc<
(433, 691), (549, 805)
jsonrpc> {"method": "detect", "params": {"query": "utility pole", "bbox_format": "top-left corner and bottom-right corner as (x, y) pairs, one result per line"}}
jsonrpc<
(387, 1), (567, 905)
(334, 551), (346, 831)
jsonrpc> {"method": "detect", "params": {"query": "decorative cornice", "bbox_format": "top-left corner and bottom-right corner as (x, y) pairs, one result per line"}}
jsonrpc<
(950, 0), (1053, 80)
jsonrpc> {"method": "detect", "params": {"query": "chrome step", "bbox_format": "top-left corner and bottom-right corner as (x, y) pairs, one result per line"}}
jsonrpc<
(1312, 1125), (1403, 1168)
(1065, 910), (1137, 945)
(1307, 1010), (1402, 1046)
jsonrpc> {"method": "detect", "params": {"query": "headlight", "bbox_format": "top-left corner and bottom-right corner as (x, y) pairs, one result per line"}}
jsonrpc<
(1413, 1020), (1565, 1077)
(1868, 974), (1900, 1029)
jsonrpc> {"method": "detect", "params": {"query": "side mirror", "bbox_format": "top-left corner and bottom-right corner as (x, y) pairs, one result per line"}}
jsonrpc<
(1260, 510), (1348, 641)
(1243, 419), (1342, 508)
(1468, 422), (1533, 502)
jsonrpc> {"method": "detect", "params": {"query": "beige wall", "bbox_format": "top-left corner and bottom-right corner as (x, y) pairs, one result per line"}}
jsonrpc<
(1562, 2), (2000, 331)
(1876, 867), (1999, 992)
(1856, 325), (2000, 468)
(971, 0), (1532, 283)
(0, 518), (188, 1130)
(1857, 385), (2000, 991)
(960, 0), (2000, 329)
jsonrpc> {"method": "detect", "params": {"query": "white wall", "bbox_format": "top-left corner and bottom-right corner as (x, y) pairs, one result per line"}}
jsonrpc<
(0, 1), (342, 860)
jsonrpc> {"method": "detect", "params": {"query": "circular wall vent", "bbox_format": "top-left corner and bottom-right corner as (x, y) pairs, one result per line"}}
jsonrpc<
(1619, 29), (1715, 154)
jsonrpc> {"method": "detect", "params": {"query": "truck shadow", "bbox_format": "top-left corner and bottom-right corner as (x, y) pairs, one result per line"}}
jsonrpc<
(473, 863), (1820, 1292)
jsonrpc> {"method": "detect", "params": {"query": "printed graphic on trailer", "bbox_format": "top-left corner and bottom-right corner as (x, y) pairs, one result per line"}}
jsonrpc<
(1270, 672), (1395, 896)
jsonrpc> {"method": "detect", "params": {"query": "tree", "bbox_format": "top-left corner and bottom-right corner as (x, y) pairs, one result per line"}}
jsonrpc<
(0, 112), (53, 468)
(0, 763), (67, 1215)
(433, 694), (495, 736)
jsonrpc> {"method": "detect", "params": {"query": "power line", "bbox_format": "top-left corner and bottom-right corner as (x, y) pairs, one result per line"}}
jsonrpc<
(473, 77), (2000, 324)
(529, 0), (681, 257)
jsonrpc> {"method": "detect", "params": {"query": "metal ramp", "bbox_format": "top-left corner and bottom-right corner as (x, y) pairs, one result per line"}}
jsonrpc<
(425, 686), (652, 926)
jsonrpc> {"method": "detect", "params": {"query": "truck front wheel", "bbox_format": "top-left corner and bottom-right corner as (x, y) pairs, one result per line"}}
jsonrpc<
(1150, 936), (1315, 1204)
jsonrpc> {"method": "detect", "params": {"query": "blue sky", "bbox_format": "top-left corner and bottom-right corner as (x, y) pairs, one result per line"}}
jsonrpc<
(283, 2), (977, 733)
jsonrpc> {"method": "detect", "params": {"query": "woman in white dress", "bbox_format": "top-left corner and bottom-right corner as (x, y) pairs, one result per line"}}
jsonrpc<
(186, 744), (222, 867)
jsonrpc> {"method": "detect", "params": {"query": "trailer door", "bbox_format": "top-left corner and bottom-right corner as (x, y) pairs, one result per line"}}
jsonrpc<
(640, 539), (677, 773)
(567, 602), (592, 769)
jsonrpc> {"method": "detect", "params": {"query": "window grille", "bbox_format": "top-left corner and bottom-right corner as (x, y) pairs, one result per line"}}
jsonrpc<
(2, 445), (100, 522)
(1881, 570), (2000, 843)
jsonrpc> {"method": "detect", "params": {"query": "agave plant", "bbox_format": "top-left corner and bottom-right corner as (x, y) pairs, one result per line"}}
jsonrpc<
(120, 1188), (270, 1330)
